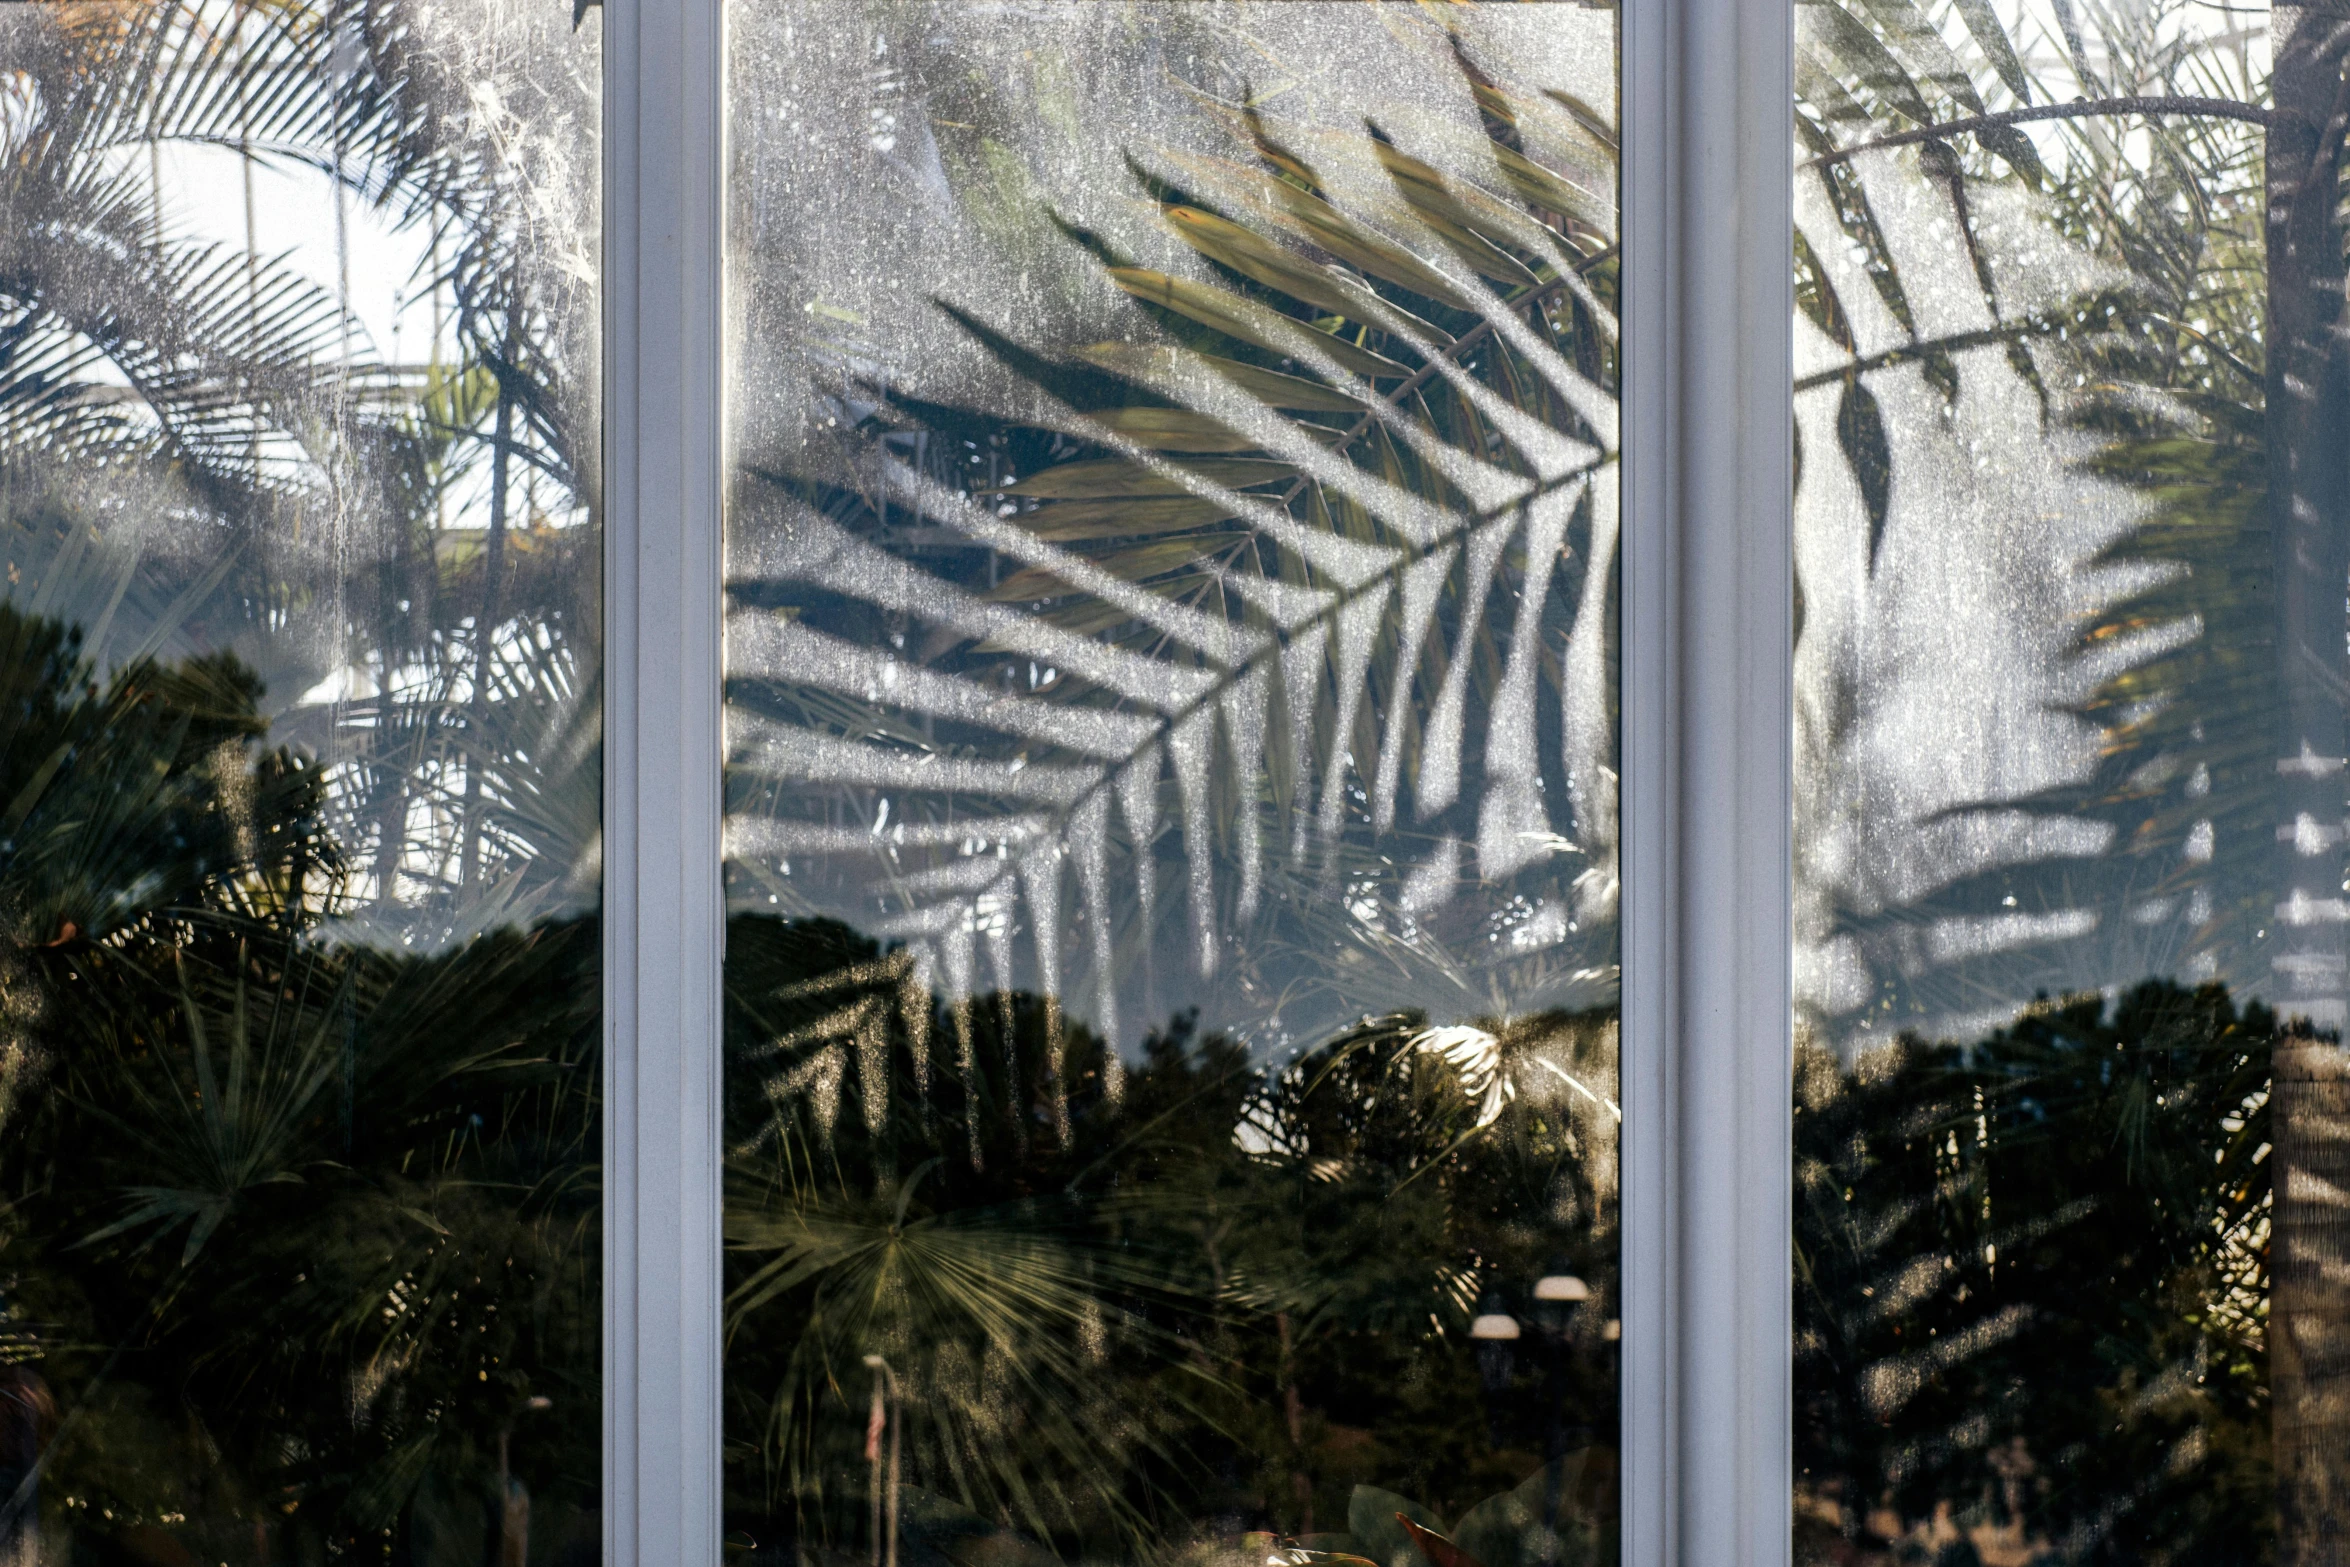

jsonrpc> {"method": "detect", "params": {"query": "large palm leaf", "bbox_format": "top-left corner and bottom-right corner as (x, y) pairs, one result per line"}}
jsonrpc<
(1, 0), (602, 930)
(726, 5), (1621, 1109)
(1792, 0), (2274, 1047)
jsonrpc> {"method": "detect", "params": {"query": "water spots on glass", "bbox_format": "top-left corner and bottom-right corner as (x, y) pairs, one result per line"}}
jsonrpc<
(724, 1), (1623, 1560)
(1794, 7), (2350, 1561)
(0, 0), (602, 1553)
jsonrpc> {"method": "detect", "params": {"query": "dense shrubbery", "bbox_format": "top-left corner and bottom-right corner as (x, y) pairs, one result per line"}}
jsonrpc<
(1796, 984), (2277, 1565)
(0, 602), (601, 1564)
(720, 912), (1624, 1567)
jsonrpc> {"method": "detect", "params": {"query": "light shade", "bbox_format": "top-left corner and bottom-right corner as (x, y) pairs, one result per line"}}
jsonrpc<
(1533, 1274), (1590, 1302)
(1602, 1319), (1622, 1342)
(1469, 1313), (1522, 1340)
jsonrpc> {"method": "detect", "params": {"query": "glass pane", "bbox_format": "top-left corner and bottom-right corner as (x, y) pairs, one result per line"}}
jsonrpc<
(1793, 6), (2350, 1561)
(722, 6), (1622, 1567)
(0, 1), (602, 1560)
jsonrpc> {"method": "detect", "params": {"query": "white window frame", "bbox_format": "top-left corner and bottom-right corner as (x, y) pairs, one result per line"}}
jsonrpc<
(597, 1), (1796, 1561)
(603, 0), (726, 1557)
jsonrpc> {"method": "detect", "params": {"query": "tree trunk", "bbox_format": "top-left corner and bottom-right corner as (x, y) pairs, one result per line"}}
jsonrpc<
(2267, 11), (2350, 1562)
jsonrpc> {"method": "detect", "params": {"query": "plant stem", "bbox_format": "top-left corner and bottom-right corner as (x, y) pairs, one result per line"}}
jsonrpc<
(1804, 94), (2270, 171)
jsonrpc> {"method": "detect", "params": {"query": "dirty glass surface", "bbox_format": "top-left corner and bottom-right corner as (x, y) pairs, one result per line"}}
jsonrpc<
(1793, 4), (2350, 1563)
(0, 1), (602, 1562)
(722, 5), (1623, 1566)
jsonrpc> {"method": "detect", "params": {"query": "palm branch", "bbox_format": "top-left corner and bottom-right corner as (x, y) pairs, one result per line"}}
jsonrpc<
(1, 0), (603, 933)
(726, 8), (1622, 1116)
(1793, 0), (2275, 1046)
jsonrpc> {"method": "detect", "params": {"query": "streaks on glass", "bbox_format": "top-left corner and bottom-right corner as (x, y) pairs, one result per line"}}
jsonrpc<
(1794, 5), (2349, 1563)
(0, 0), (601, 1559)
(724, 3), (1622, 1564)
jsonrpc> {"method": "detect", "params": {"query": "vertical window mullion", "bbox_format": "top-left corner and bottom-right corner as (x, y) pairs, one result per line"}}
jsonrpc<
(604, 0), (729, 1559)
(1619, 0), (1793, 1561)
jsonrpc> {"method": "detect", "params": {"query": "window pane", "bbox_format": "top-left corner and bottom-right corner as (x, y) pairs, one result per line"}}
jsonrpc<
(0, 1), (602, 1560)
(1793, 6), (2349, 1560)
(721, 6), (1623, 1566)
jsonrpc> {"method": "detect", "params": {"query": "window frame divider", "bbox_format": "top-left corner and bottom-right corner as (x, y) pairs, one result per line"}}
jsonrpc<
(603, 0), (730, 1559)
(1619, 0), (1795, 1561)
(596, 0), (1797, 1553)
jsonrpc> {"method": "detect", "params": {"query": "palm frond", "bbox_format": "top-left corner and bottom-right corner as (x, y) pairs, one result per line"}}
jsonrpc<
(728, 14), (1621, 1093)
(1792, 2), (2275, 1045)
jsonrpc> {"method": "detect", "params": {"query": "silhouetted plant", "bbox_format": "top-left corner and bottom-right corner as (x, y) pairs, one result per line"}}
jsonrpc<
(1795, 981), (2275, 1564)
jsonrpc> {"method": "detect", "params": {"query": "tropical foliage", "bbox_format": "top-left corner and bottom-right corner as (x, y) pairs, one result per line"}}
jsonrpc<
(0, 599), (602, 1560)
(0, 0), (602, 932)
(8, 0), (2343, 1563)
(1791, 3), (2326, 1563)
(0, 0), (604, 1559)
(724, 3), (1623, 1062)
(1796, 981), (2277, 1563)
(721, 7), (1629, 1563)
(722, 915), (1623, 1566)
(1793, 0), (2274, 1041)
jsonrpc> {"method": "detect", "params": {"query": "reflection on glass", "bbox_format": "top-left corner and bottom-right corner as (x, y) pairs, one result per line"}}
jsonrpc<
(0, 1), (601, 1561)
(1794, 4), (2350, 1562)
(722, 5), (1621, 1567)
